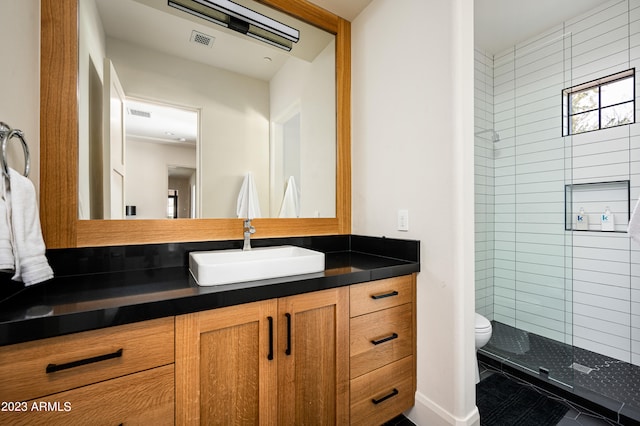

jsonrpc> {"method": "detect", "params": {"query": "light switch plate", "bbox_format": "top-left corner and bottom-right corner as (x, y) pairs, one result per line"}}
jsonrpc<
(397, 209), (409, 231)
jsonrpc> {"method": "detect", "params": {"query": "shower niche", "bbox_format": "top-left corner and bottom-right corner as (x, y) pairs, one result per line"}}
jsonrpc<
(564, 180), (630, 232)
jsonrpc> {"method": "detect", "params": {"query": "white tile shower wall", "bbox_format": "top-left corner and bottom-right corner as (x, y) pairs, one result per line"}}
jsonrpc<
(566, 0), (634, 364)
(474, 0), (640, 364)
(475, 48), (495, 320)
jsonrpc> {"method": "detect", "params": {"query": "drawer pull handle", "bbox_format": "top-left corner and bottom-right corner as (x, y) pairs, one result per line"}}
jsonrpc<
(371, 290), (398, 300)
(372, 388), (399, 405)
(46, 348), (123, 374)
(285, 313), (292, 355)
(371, 333), (398, 345)
(267, 316), (274, 361)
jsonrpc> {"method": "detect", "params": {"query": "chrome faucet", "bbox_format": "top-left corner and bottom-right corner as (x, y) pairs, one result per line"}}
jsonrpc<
(243, 219), (256, 251)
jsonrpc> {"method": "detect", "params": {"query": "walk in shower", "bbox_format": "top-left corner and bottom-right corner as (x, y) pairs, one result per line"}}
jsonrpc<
(474, 0), (640, 422)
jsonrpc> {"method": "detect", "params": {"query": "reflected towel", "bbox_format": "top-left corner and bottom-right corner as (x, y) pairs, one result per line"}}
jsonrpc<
(236, 172), (261, 219)
(6, 169), (54, 286)
(629, 198), (640, 243)
(278, 176), (300, 218)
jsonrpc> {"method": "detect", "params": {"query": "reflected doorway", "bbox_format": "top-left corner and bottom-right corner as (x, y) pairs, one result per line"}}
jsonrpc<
(124, 98), (198, 219)
(168, 166), (196, 218)
(271, 104), (301, 217)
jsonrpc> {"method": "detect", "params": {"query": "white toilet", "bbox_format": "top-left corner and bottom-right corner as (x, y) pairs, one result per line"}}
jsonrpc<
(474, 313), (492, 383)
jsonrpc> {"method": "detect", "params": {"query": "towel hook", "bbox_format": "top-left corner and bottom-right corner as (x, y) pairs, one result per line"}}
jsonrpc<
(0, 122), (30, 178)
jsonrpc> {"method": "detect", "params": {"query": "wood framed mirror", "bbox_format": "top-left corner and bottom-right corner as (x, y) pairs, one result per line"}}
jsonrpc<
(40, 0), (350, 248)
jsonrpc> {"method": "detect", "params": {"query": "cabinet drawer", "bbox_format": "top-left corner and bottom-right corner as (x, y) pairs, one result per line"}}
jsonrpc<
(350, 356), (414, 426)
(0, 364), (174, 426)
(350, 275), (413, 317)
(0, 317), (174, 401)
(350, 303), (412, 379)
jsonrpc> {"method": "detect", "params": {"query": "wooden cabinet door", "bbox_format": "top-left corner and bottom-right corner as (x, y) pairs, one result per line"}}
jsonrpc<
(277, 287), (349, 425)
(176, 299), (278, 426)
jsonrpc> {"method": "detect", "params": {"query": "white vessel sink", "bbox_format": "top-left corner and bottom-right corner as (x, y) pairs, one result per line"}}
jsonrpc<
(189, 245), (325, 286)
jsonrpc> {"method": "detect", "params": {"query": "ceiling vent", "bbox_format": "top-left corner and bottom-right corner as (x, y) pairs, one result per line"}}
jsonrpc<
(170, 0), (298, 51)
(128, 109), (151, 118)
(190, 30), (215, 48)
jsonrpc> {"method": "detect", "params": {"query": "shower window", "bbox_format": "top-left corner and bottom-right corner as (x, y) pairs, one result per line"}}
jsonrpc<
(562, 68), (635, 136)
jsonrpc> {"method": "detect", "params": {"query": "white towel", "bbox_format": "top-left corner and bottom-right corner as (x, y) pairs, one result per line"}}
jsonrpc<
(278, 176), (300, 218)
(236, 172), (261, 219)
(0, 177), (14, 271)
(5, 169), (54, 286)
(629, 198), (640, 243)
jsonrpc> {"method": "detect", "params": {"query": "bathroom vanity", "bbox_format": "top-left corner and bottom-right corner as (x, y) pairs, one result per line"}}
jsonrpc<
(17, 0), (423, 423)
(0, 235), (419, 425)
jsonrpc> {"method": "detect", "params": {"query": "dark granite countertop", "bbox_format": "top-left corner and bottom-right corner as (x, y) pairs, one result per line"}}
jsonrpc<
(0, 235), (420, 347)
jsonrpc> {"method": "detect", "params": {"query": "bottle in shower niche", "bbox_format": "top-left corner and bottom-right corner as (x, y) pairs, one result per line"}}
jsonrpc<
(601, 206), (614, 231)
(576, 207), (588, 230)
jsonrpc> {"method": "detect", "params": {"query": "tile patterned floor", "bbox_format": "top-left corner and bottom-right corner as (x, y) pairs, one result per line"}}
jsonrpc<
(382, 372), (615, 426)
(480, 321), (640, 425)
(380, 370), (618, 426)
(479, 363), (620, 426)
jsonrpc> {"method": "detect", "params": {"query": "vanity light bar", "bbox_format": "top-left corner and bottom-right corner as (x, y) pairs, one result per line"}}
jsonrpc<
(168, 0), (299, 51)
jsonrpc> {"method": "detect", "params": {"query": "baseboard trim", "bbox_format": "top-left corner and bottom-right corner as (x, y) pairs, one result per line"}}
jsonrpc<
(406, 391), (480, 426)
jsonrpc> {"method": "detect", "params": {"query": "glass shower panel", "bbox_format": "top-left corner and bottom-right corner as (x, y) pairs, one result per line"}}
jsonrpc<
(474, 47), (495, 322)
(563, 29), (574, 392)
(474, 30), (574, 389)
(491, 48), (516, 336)
(510, 31), (573, 385)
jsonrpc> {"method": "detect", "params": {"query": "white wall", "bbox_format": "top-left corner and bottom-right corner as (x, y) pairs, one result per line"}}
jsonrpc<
(352, 0), (478, 425)
(0, 0), (40, 195)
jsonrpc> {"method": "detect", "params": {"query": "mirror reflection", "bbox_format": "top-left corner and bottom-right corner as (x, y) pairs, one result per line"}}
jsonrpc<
(78, 0), (336, 220)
